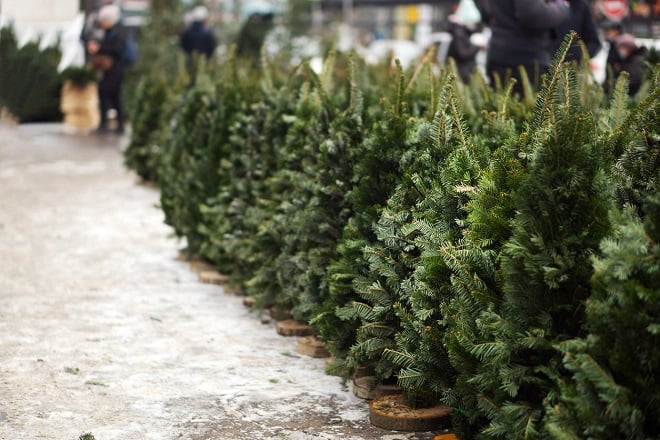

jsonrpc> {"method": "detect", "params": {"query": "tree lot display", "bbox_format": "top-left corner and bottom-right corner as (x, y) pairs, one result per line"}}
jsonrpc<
(124, 33), (659, 438)
(0, 25), (63, 122)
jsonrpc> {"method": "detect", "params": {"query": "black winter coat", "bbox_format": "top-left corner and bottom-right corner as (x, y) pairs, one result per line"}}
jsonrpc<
(553, 0), (601, 61)
(180, 21), (216, 59)
(485, 0), (570, 69)
(447, 22), (480, 83)
(97, 24), (127, 95)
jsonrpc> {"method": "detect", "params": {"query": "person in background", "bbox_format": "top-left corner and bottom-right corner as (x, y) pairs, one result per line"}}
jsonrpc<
(80, 0), (115, 63)
(601, 19), (624, 92)
(447, 0), (483, 83)
(553, 0), (601, 62)
(180, 6), (217, 61)
(86, 4), (128, 135)
(612, 33), (647, 96)
(482, 0), (570, 95)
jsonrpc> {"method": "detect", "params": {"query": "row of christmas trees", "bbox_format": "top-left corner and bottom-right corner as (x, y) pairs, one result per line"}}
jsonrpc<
(124, 36), (659, 439)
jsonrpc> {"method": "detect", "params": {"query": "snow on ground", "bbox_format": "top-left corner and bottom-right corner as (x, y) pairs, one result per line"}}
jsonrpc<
(0, 123), (442, 440)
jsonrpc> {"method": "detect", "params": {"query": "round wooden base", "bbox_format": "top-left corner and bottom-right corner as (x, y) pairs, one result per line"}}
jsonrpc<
(199, 270), (229, 285)
(433, 434), (458, 440)
(369, 394), (452, 432)
(189, 260), (216, 274)
(275, 319), (314, 337)
(353, 376), (402, 400)
(242, 296), (256, 308)
(297, 336), (330, 358)
(269, 306), (293, 321)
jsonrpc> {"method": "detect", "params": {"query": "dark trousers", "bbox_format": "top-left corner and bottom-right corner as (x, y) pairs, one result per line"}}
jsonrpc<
(98, 64), (125, 130)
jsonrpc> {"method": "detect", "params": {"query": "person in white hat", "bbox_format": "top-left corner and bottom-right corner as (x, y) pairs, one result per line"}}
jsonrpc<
(447, 0), (483, 83)
(86, 4), (129, 134)
(180, 5), (217, 61)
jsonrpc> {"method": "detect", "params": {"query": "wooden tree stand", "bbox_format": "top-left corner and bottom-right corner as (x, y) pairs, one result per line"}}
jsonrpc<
(189, 260), (217, 274)
(269, 306), (293, 321)
(242, 296), (256, 308)
(199, 270), (229, 285)
(60, 81), (99, 132)
(369, 394), (452, 432)
(297, 335), (330, 358)
(433, 434), (458, 440)
(276, 319), (314, 337)
(353, 376), (402, 400)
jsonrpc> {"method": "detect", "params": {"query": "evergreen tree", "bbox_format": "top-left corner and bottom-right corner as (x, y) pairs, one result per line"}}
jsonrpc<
(609, 70), (660, 213)
(346, 74), (456, 385)
(124, 73), (173, 183)
(383, 79), (492, 407)
(199, 56), (304, 290)
(437, 79), (527, 437)
(158, 70), (218, 256)
(312, 62), (417, 362)
(245, 68), (328, 311)
(545, 68), (660, 440)
(546, 191), (660, 439)
(473, 39), (614, 439)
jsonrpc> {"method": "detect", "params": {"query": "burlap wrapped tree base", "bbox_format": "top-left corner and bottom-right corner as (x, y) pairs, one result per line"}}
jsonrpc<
(60, 81), (99, 131)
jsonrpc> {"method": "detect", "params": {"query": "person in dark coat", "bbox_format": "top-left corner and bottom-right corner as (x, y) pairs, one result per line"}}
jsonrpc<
(86, 4), (128, 134)
(553, 0), (601, 62)
(601, 19), (624, 93)
(180, 6), (217, 60)
(612, 33), (648, 96)
(483, 0), (570, 95)
(447, 0), (483, 83)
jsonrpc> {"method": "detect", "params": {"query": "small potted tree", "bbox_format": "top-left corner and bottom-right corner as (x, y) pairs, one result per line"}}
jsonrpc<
(59, 66), (99, 131)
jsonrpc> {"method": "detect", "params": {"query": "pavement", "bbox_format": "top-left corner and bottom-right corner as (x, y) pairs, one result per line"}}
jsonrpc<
(0, 122), (447, 440)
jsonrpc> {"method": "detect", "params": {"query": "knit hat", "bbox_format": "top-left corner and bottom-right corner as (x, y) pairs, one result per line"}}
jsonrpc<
(450, 0), (481, 26)
(191, 5), (209, 21)
(98, 5), (121, 27)
(616, 33), (638, 50)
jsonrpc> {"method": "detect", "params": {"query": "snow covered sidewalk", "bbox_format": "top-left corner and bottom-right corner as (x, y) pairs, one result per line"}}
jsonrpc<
(0, 123), (438, 440)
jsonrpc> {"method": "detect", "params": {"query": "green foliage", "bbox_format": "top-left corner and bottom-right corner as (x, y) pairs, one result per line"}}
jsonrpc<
(123, 0), (185, 120)
(124, 73), (176, 182)
(0, 25), (62, 122)
(547, 189), (660, 439)
(473, 37), (614, 439)
(544, 67), (660, 440)
(312, 62), (415, 361)
(158, 70), (218, 256)
(609, 71), (660, 213)
(345, 74), (456, 385)
(59, 66), (97, 87)
(199, 57), (291, 289)
(127, 20), (660, 438)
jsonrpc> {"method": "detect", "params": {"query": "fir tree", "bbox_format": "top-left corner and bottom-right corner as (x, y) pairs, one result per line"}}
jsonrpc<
(383, 79), (491, 407)
(124, 73), (172, 183)
(199, 58), (297, 290)
(346, 74), (456, 386)
(245, 68), (328, 311)
(312, 62), (417, 362)
(439, 78), (527, 437)
(158, 69), (218, 256)
(547, 188), (660, 439)
(545, 67), (660, 440)
(473, 37), (614, 439)
(608, 69), (660, 213)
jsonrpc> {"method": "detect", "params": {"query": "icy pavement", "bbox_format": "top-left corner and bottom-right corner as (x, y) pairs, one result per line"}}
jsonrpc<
(0, 122), (443, 440)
